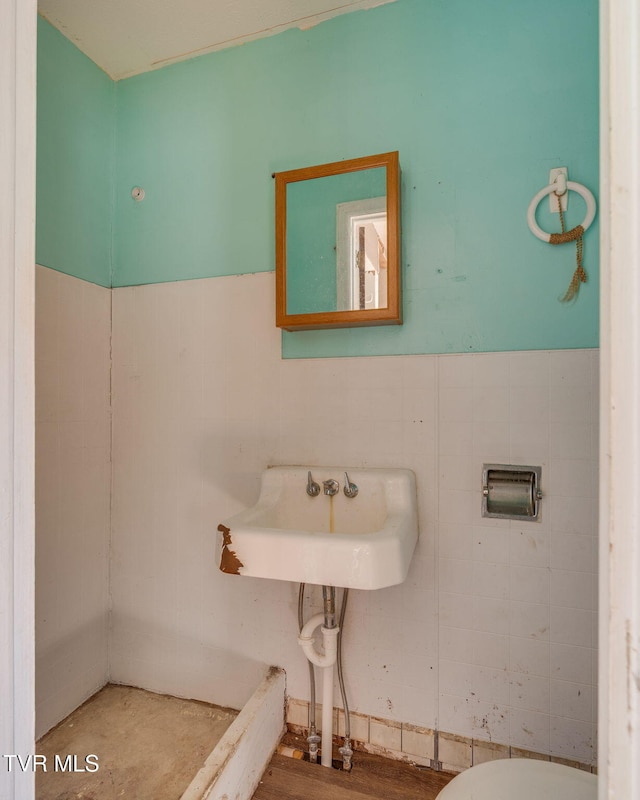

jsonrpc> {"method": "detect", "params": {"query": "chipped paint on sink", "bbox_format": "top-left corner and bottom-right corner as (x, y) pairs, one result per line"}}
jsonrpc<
(218, 524), (244, 575)
(216, 466), (418, 590)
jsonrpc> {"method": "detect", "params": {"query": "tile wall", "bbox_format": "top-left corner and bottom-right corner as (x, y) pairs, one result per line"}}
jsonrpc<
(286, 698), (595, 773)
(35, 266), (112, 737)
(437, 349), (598, 763)
(109, 271), (598, 765)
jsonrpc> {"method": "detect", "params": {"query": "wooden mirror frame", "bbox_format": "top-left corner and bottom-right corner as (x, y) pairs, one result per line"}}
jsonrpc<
(275, 151), (401, 331)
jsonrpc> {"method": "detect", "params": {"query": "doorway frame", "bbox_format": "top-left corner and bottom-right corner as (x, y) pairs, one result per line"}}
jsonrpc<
(598, 1), (640, 797)
(0, 0), (36, 799)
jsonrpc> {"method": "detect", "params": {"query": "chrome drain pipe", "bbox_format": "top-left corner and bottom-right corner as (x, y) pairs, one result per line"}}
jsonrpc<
(322, 585), (337, 629)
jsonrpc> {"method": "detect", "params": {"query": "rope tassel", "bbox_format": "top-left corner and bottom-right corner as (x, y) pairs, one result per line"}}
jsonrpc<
(551, 194), (587, 302)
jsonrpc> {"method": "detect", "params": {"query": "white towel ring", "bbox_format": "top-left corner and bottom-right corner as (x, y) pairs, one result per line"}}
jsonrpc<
(527, 181), (596, 242)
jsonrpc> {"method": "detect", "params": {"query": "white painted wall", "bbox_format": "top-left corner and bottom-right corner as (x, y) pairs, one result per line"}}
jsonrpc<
(110, 272), (599, 765)
(0, 0), (36, 797)
(35, 266), (112, 738)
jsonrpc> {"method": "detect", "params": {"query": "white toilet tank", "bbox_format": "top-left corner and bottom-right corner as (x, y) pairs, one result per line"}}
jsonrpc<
(437, 757), (597, 800)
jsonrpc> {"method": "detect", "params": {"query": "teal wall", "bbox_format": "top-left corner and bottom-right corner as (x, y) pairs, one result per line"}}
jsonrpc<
(37, 0), (599, 354)
(36, 17), (114, 287)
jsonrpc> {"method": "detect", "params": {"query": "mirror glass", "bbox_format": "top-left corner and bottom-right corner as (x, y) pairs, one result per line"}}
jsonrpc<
(275, 152), (401, 330)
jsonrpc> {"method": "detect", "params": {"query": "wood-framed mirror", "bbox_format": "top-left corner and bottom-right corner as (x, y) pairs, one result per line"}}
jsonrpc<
(275, 151), (401, 331)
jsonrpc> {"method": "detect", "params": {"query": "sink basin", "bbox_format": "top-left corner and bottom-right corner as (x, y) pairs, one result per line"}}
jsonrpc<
(216, 466), (418, 590)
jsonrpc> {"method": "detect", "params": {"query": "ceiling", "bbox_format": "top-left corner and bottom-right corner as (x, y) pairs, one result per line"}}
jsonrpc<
(38, 0), (396, 81)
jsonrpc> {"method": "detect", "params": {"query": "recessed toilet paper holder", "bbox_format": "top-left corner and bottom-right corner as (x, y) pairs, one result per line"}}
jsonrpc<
(482, 464), (542, 521)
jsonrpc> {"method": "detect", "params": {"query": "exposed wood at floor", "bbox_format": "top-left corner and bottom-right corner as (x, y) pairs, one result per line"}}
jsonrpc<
(252, 733), (454, 800)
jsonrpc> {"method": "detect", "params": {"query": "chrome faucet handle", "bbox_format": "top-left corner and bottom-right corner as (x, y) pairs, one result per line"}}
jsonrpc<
(323, 479), (339, 496)
(343, 472), (358, 499)
(306, 471), (321, 497)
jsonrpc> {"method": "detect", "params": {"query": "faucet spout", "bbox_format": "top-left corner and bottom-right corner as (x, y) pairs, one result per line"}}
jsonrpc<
(323, 479), (339, 496)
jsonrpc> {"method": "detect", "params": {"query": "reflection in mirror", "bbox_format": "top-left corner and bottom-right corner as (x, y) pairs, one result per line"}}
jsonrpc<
(275, 152), (400, 331)
(336, 195), (387, 311)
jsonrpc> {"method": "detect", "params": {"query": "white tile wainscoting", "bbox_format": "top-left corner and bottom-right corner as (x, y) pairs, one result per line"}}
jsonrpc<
(36, 267), (598, 765)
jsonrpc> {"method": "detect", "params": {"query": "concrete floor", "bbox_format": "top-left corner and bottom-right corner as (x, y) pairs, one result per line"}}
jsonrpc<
(36, 684), (238, 800)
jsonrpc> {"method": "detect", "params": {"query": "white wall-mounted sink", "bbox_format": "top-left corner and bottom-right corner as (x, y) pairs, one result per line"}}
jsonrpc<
(216, 466), (418, 590)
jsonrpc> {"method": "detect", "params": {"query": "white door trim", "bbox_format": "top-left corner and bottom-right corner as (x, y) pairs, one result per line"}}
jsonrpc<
(599, 1), (640, 797)
(0, 0), (37, 798)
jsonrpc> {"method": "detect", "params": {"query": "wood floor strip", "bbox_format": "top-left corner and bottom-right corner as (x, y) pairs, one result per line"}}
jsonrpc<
(252, 747), (454, 800)
(255, 759), (378, 800)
